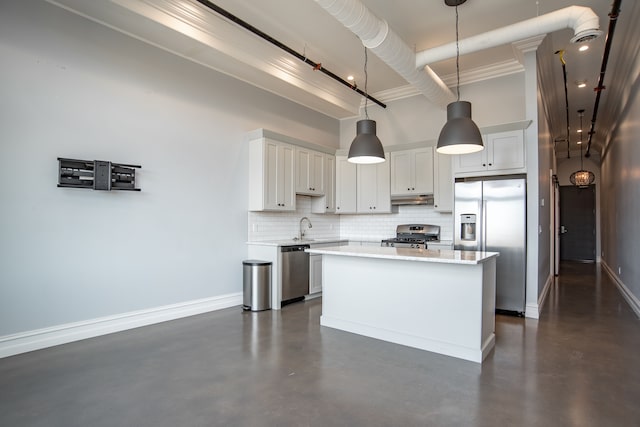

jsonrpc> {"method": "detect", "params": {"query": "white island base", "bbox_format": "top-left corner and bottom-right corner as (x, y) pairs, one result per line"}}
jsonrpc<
(310, 246), (498, 363)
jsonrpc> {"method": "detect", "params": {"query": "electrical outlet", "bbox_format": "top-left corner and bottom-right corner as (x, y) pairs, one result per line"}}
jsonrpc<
(540, 198), (545, 207)
(618, 267), (622, 275)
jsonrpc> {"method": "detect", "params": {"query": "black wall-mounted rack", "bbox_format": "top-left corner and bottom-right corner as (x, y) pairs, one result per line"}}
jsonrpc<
(57, 158), (141, 191)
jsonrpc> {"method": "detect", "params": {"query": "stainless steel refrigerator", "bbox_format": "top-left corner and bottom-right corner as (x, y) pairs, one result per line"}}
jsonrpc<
(454, 176), (526, 314)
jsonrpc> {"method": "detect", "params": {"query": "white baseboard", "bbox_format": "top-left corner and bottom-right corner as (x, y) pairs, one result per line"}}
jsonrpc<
(0, 293), (242, 359)
(525, 274), (553, 319)
(524, 303), (539, 319)
(602, 262), (640, 318)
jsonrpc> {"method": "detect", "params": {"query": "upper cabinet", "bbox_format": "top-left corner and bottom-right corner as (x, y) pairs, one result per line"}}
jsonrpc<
(357, 154), (391, 213)
(390, 148), (434, 196)
(248, 129), (339, 213)
(295, 147), (325, 196)
(249, 138), (295, 211)
(453, 130), (526, 176)
(433, 151), (453, 212)
(335, 154), (391, 214)
(335, 156), (357, 214)
(311, 154), (336, 214)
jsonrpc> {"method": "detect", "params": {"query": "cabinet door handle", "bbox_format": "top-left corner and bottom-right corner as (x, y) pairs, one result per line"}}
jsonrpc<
(482, 163), (486, 167)
(488, 163), (492, 166)
(407, 187), (410, 191)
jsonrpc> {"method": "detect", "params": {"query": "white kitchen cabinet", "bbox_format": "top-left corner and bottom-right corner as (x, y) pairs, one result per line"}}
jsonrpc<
(453, 130), (525, 176)
(309, 253), (323, 294)
(357, 153), (391, 213)
(295, 147), (324, 196)
(248, 138), (295, 211)
(335, 155), (357, 214)
(311, 154), (336, 214)
(433, 151), (453, 212)
(390, 148), (434, 196)
(335, 154), (391, 214)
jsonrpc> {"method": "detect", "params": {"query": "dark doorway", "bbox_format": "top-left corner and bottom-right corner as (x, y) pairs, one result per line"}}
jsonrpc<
(559, 185), (596, 262)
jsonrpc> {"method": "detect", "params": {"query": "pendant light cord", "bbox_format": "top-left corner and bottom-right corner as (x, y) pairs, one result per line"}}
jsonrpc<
(455, 4), (460, 102)
(579, 111), (584, 169)
(364, 45), (369, 120)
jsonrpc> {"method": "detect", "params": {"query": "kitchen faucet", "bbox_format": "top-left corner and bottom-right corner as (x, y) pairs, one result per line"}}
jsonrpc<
(299, 217), (312, 240)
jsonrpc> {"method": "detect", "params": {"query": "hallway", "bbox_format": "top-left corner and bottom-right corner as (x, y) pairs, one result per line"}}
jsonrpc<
(1, 262), (638, 427)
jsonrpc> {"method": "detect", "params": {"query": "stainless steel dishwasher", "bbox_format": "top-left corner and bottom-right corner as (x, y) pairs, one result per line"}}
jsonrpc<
(280, 244), (310, 304)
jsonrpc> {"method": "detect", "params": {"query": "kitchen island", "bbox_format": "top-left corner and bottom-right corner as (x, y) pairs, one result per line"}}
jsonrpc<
(306, 245), (498, 363)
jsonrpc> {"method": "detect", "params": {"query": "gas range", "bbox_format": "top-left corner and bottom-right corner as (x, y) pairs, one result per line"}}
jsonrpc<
(381, 224), (440, 249)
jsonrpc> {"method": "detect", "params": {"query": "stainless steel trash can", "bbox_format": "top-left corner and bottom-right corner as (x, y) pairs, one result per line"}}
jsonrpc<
(242, 260), (272, 311)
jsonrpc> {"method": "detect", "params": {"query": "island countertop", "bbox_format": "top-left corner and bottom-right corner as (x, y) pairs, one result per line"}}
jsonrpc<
(306, 244), (498, 265)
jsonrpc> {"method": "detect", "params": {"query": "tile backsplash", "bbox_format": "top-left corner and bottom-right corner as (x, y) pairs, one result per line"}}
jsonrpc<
(248, 196), (340, 241)
(339, 204), (453, 241)
(248, 196), (453, 242)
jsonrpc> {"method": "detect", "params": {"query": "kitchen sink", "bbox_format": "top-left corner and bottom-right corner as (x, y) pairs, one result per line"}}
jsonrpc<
(292, 237), (314, 242)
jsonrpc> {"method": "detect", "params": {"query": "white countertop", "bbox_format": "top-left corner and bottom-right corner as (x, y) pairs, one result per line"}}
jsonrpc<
(247, 238), (347, 247)
(307, 244), (498, 265)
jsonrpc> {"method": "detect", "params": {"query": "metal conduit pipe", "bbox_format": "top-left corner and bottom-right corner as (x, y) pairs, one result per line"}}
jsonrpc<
(416, 6), (602, 68)
(585, 0), (622, 158)
(195, 0), (386, 108)
(314, 0), (455, 109)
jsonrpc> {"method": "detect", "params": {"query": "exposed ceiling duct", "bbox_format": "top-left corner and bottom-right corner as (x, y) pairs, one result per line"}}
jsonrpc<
(314, 0), (455, 109)
(315, 1), (602, 112)
(415, 6), (602, 69)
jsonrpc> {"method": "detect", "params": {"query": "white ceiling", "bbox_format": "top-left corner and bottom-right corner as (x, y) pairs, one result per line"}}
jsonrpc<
(48, 0), (624, 157)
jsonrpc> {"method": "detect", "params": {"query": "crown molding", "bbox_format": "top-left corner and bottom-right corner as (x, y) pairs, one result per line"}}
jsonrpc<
(372, 59), (525, 105)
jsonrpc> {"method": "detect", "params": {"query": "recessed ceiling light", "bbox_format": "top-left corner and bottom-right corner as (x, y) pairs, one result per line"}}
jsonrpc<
(347, 75), (354, 81)
(577, 140), (582, 145)
(579, 45), (589, 52)
(577, 81), (587, 88)
(577, 129), (583, 133)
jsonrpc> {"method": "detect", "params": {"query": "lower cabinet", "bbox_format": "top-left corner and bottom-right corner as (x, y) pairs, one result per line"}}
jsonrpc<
(309, 253), (323, 294)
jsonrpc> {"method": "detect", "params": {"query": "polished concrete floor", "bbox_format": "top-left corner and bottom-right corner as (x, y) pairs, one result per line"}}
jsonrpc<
(1, 262), (639, 427)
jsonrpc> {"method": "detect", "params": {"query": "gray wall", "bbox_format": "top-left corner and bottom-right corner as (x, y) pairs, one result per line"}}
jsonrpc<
(536, 87), (554, 296)
(0, 0), (338, 336)
(597, 1), (640, 308)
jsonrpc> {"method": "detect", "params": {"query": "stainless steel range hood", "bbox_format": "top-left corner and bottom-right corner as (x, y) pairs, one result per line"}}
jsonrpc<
(391, 194), (434, 206)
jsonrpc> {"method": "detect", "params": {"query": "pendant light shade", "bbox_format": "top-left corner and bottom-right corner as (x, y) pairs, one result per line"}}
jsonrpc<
(437, 1), (484, 155)
(570, 109), (595, 187)
(436, 101), (484, 155)
(569, 169), (595, 187)
(348, 119), (385, 164)
(348, 46), (385, 164)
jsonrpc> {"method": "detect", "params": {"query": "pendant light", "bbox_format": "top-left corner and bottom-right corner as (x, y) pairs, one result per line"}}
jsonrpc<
(570, 110), (595, 187)
(436, 0), (484, 155)
(348, 46), (385, 164)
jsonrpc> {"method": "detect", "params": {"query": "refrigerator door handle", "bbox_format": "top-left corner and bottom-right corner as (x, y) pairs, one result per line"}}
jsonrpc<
(481, 200), (487, 252)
